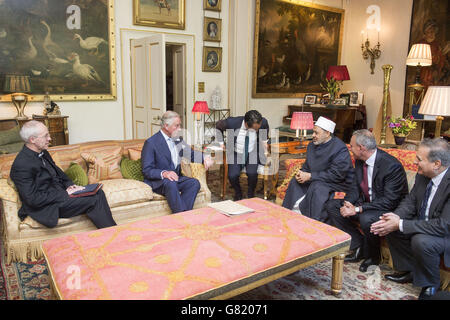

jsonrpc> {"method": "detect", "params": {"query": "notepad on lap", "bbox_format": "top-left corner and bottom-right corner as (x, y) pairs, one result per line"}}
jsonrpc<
(208, 200), (254, 216)
(69, 183), (103, 198)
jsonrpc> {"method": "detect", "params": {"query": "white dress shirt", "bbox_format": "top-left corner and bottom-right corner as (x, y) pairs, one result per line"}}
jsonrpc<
(160, 130), (180, 179)
(399, 168), (448, 232)
(365, 149), (377, 202)
(235, 120), (257, 154)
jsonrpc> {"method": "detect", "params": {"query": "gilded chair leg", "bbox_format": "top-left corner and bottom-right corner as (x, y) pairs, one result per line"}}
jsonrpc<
(263, 175), (269, 200)
(331, 253), (345, 296)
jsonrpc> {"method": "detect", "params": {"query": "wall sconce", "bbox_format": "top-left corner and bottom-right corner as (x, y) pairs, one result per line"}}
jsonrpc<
(361, 29), (381, 74)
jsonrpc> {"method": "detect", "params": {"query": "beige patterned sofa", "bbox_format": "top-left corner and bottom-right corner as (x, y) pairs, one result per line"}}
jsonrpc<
(0, 139), (211, 264)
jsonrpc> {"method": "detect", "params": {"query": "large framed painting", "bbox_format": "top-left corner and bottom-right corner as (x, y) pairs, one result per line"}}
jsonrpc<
(134, 0), (185, 30)
(0, 0), (116, 102)
(403, 0), (449, 133)
(252, 0), (344, 98)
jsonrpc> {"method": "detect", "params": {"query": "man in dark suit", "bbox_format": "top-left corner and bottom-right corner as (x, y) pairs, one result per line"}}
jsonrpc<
(326, 129), (409, 272)
(371, 138), (449, 300)
(215, 110), (269, 200)
(141, 111), (213, 214)
(10, 121), (116, 229)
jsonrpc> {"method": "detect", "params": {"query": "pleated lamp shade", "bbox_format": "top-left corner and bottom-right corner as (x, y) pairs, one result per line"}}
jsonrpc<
(291, 112), (314, 130)
(418, 86), (450, 116)
(406, 44), (432, 66)
(3, 75), (32, 93)
(192, 101), (210, 114)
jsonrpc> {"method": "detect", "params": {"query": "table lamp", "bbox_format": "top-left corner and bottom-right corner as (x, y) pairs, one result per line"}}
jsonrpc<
(406, 44), (432, 85)
(3, 74), (32, 120)
(192, 101), (210, 146)
(418, 86), (450, 138)
(291, 112), (314, 140)
(324, 66), (350, 101)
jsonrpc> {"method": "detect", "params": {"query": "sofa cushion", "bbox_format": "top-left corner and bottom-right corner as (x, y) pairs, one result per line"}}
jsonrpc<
(0, 154), (18, 179)
(120, 157), (144, 181)
(128, 148), (142, 161)
(65, 163), (89, 186)
(101, 179), (153, 208)
(0, 142), (24, 154)
(49, 145), (84, 172)
(81, 146), (123, 184)
(121, 140), (144, 158)
(0, 125), (22, 146)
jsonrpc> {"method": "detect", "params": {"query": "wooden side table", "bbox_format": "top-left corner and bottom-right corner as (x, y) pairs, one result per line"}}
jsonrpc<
(17, 115), (69, 146)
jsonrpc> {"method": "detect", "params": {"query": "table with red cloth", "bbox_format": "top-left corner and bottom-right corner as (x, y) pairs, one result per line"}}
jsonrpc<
(42, 198), (351, 300)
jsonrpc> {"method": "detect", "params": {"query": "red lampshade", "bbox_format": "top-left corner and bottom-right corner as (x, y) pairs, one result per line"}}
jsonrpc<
(290, 112), (314, 130)
(326, 65), (350, 81)
(192, 101), (210, 114)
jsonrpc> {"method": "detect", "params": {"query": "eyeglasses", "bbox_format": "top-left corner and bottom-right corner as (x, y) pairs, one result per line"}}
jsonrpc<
(34, 133), (51, 139)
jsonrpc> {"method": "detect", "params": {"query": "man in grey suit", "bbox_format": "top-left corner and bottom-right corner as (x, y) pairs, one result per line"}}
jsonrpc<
(370, 138), (449, 300)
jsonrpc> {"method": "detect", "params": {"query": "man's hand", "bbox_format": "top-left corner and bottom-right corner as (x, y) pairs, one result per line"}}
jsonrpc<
(295, 170), (311, 184)
(66, 185), (85, 195)
(370, 212), (400, 237)
(162, 171), (179, 181)
(204, 155), (214, 170)
(340, 201), (357, 218)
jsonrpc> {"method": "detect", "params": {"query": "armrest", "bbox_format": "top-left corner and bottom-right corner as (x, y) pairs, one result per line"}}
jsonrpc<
(180, 160), (211, 199)
(0, 179), (22, 241)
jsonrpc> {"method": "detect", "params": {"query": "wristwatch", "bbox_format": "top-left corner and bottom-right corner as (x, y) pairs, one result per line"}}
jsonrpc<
(355, 206), (361, 213)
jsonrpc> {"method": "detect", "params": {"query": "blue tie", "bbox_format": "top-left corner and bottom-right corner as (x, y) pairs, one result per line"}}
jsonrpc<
(418, 180), (433, 220)
(244, 134), (249, 165)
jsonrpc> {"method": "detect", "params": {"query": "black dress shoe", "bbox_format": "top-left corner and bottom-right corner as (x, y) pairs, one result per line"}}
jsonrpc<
(344, 247), (363, 263)
(384, 271), (413, 284)
(419, 286), (438, 300)
(359, 258), (380, 272)
(233, 194), (243, 201)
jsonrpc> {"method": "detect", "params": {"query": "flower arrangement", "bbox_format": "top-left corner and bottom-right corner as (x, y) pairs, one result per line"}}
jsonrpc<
(387, 115), (417, 136)
(320, 77), (341, 101)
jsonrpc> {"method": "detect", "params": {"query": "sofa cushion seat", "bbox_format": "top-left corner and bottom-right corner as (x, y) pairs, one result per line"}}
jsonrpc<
(101, 179), (153, 208)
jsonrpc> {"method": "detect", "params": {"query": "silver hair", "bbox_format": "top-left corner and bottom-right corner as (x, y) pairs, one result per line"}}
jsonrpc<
(19, 120), (46, 143)
(353, 129), (377, 150)
(160, 111), (180, 127)
(420, 138), (450, 167)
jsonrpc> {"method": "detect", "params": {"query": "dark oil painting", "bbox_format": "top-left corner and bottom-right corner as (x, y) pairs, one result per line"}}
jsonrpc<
(253, 0), (344, 98)
(0, 0), (116, 101)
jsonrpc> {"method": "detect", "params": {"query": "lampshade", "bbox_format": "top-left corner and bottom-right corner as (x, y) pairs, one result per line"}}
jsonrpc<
(406, 44), (432, 66)
(290, 112), (314, 130)
(418, 86), (450, 116)
(3, 75), (32, 93)
(192, 101), (209, 114)
(326, 66), (350, 81)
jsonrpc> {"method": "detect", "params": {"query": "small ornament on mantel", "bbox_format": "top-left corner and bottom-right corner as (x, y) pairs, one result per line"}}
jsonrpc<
(210, 86), (222, 110)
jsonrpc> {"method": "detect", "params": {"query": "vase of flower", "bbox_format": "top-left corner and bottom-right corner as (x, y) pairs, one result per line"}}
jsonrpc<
(387, 115), (417, 145)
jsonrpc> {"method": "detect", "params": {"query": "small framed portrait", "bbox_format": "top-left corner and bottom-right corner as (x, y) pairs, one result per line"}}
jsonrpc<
(339, 93), (350, 106)
(349, 91), (359, 106)
(204, 0), (221, 11)
(203, 46), (222, 72)
(357, 92), (364, 105)
(303, 94), (317, 105)
(203, 17), (221, 42)
(333, 98), (347, 106)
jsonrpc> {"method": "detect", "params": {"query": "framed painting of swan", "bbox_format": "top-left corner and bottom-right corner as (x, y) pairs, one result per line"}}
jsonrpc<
(252, 0), (344, 98)
(133, 0), (185, 30)
(0, 0), (117, 101)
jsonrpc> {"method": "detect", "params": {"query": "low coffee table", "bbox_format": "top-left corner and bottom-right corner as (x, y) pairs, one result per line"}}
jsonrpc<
(42, 198), (350, 300)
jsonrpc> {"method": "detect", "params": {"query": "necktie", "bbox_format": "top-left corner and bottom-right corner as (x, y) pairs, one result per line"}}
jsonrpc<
(360, 163), (370, 202)
(244, 134), (249, 165)
(168, 138), (179, 168)
(418, 180), (433, 220)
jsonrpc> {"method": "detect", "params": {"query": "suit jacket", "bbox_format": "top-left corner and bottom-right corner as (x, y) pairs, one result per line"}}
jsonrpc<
(215, 116), (270, 165)
(10, 146), (73, 228)
(394, 169), (449, 266)
(347, 148), (409, 212)
(141, 131), (203, 190)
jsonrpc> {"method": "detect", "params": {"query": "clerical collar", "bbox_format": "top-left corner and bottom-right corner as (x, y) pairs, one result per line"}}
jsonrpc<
(24, 145), (45, 158)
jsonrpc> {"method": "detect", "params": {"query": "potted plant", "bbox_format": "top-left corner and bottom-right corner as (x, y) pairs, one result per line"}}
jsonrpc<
(320, 76), (340, 102)
(387, 115), (417, 145)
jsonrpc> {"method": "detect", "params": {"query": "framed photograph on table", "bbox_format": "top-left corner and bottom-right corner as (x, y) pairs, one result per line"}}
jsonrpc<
(203, 47), (222, 72)
(203, 17), (222, 42)
(349, 91), (359, 106)
(357, 92), (364, 105)
(340, 93), (350, 106)
(303, 94), (317, 105)
(204, 0), (221, 11)
(333, 98), (347, 106)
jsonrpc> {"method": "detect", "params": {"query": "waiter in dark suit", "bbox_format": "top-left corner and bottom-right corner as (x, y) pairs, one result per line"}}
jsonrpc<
(215, 110), (269, 200)
(326, 129), (409, 272)
(10, 121), (116, 229)
(371, 138), (449, 300)
(141, 111), (213, 214)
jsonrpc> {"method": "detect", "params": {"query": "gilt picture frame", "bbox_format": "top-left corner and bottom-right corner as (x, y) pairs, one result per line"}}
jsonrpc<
(203, 17), (222, 42)
(253, 0), (345, 98)
(204, 0), (221, 12)
(0, 0), (116, 102)
(133, 0), (185, 30)
(202, 46), (222, 72)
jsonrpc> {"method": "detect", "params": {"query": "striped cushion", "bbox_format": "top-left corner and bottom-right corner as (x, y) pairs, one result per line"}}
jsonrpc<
(81, 146), (123, 184)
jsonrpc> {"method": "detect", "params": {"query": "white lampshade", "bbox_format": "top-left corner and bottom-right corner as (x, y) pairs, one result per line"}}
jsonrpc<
(406, 44), (432, 66)
(418, 86), (450, 116)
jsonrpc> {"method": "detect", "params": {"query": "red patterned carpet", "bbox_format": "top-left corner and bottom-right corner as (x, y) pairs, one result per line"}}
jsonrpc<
(0, 165), (422, 300)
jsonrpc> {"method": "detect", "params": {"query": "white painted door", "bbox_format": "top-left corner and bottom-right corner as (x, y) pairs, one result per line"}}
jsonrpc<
(172, 45), (186, 128)
(131, 34), (166, 139)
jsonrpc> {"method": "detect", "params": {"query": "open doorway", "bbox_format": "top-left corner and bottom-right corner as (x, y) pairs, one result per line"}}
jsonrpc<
(166, 44), (186, 129)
